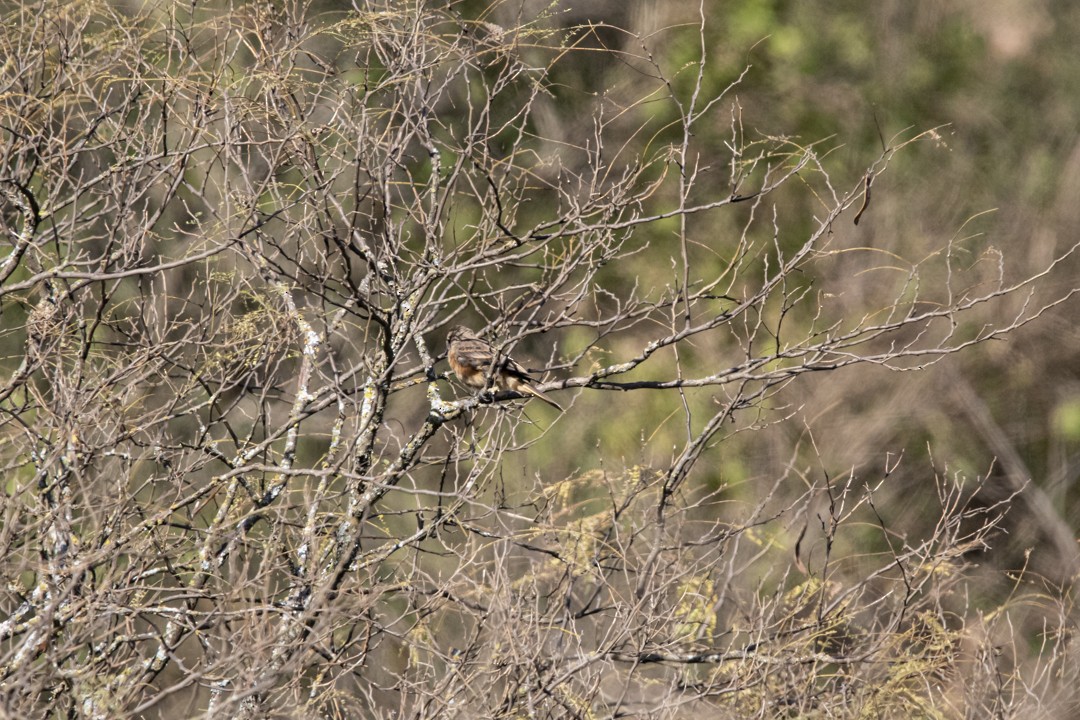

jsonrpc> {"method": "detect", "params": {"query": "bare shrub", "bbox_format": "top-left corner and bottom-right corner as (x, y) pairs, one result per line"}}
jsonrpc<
(0, 2), (1076, 718)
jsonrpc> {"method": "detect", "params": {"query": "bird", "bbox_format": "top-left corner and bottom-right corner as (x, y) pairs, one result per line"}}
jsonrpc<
(446, 325), (562, 411)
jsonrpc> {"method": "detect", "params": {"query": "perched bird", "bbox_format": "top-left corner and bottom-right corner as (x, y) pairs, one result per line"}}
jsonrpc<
(446, 326), (562, 411)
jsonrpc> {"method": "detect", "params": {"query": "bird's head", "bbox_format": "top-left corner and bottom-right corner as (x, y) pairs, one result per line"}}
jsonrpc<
(446, 325), (480, 345)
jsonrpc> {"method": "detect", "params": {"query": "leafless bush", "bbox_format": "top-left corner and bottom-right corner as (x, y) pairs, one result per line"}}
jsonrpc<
(0, 1), (1077, 718)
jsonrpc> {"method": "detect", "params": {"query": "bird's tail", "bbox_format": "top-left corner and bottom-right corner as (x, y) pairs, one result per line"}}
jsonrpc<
(519, 383), (563, 412)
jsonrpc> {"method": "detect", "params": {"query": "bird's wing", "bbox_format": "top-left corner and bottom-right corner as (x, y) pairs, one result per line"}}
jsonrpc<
(455, 338), (495, 368)
(498, 355), (537, 381)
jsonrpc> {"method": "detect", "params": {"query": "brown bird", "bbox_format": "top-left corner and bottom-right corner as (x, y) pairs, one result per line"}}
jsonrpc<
(446, 326), (562, 411)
